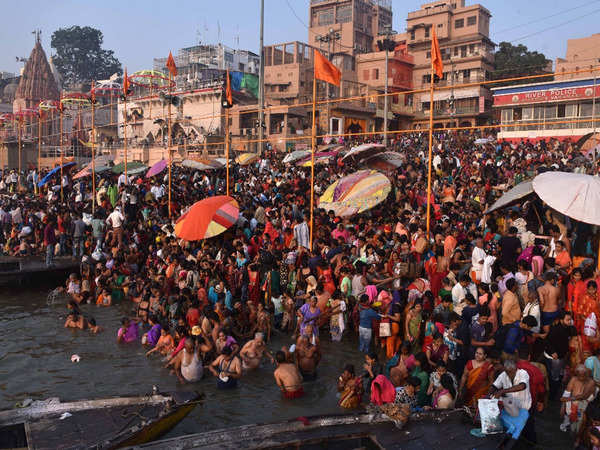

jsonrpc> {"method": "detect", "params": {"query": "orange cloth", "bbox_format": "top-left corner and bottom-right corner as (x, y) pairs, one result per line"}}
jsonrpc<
(314, 49), (341, 86)
(431, 28), (444, 78)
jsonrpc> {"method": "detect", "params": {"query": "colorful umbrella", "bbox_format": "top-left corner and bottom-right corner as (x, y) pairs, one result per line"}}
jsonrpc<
(72, 155), (114, 179)
(111, 161), (147, 175)
(342, 143), (386, 161)
(484, 181), (534, 215)
(146, 159), (168, 178)
(235, 153), (259, 166)
(318, 170), (391, 217)
(174, 195), (239, 241)
(296, 151), (338, 167)
(282, 150), (311, 164)
(38, 162), (76, 187)
(363, 152), (404, 171)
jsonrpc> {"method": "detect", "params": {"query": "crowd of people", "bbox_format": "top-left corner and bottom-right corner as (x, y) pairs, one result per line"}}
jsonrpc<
(3, 130), (600, 448)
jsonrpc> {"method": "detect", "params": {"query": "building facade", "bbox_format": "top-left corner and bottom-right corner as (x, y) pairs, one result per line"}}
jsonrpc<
(555, 33), (600, 81)
(406, 0), (494, 128)
(492, 77), (600, 143)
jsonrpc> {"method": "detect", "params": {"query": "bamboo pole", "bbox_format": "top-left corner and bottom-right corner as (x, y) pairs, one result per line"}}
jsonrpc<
(309, 73), (317, 251)
(425, 53), (435, 239)
(168, 73), (172, 217)
(124, 93), (128, 178)
(92, 82), (96, 214)
(60, 108), (64, 202)
(225, 107), (230, 195)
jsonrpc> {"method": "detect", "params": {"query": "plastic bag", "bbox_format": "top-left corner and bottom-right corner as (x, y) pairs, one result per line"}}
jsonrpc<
(478, 398), (503, 434)
(584, 312), (597, 337)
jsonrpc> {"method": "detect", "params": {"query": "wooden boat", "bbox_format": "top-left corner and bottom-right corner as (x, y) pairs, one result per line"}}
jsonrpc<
(126, 409), (500, 449)
(0, 390), (201, 449)
(0, 256), (79, 286)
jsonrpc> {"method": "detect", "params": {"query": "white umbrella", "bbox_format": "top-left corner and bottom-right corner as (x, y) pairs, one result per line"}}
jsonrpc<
(533, 171), (600, 225)
(342, 143), (386, 161)
(282, 150), (310, 164)
(484, 181), (534, 215)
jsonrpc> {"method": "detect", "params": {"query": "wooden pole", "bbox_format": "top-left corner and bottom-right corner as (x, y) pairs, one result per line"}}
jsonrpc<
(310, 73), (317, 251)
(124, 93), (128, 178)
(225, 107), (230, 195)
(17, 118), (22, 175)
(37, 111), (41, 178)
(425, 55), (435, 239)
(92, 82), (96, 214)
(168, 73), (172, 217)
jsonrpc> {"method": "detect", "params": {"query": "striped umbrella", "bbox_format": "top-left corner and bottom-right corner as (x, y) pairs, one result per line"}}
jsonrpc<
(235, 153), (259, 166)
(174, 195), (239, 241)
(318, 170), (391, 217)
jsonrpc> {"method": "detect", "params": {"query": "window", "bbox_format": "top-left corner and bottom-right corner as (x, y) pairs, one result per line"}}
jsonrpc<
(467, 16), (477, 26)
(522, 107), (533, 120)
(455, 18), (464, 29)
(423, 74), (431, 84)
(372, 68), (379, 79)
(566, 104), (578, 117)
(580, 102), (593, 117)
(426, 51), (431, 59)
(512, 107), (522, 121)
(425, 27), (430, 38)
(460, 45), (467, 57)
(410, 30), (415, 40)
(557, 104), (566, 118)
(336, 4), (352, 23)
(462, 69), (471, 79)
(438, 23), (443, 28)
(454, 47), (459, 56)
(363, 69), (370, 81)
(501, 109), (513, 123)
(469, 44), (475, 54)
(318, 8), (334, 26)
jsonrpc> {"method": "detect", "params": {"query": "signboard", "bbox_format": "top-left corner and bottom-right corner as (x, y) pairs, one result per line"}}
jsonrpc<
(494, 84), (600, 106)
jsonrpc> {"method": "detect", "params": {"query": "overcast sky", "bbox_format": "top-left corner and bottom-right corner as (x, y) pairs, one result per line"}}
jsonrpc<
(2, 0), (599, 75)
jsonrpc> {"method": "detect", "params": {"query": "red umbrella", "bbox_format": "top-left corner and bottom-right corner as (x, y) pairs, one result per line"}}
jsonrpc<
(174, 196), (239, 241)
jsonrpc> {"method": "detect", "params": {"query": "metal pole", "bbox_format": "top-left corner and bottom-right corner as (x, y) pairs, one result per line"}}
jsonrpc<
(225, 107), (230, 195)
(60, 109), (63, 202)
(310, 72), (317, 251)
(383, 47), (389, 146)
(258, 0), (265, 155)
(593, 75), (597, 164)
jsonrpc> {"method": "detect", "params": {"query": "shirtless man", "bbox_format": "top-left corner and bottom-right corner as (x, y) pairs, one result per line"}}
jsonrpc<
(274, 350), (304, 399)
(560, 364), (596, 433)
(254, 303), (271, 341)
(280, 293), (295, 333)
(295, 335), (321, 381)
(240, 332), (274, 370)
(64, 312), (87, 330)
(538, 272), (561, 332)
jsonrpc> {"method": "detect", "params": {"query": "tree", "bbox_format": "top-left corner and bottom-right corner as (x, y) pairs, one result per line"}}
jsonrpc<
(51, 26), (122, 86)
(492, 42), (552, 85)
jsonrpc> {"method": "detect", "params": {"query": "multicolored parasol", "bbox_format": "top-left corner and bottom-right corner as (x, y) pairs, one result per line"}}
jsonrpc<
(282, 150), (311, 164)
(296, 151), (338, 167)
(235, 153), (259, 166)
(60, 93), (91, 109)
(174, 195), (239, 241)
(342, 143), (386, 161)
(146, 159), (168, 178)
(180, 158), (224, 170)
(318, 170), (391, 217)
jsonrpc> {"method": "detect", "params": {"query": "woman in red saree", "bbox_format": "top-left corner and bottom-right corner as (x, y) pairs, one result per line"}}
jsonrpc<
(425, 246), (449, 298)
(459, 347), (494, 407)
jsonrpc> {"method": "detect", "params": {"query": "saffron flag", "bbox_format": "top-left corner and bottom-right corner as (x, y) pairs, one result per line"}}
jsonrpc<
(123, 68), (130, 96)
(166, 51), (178, 77)
(314, 49), (341, 86)
(431, 28), (443, 79)
(226, 70), (233, 106)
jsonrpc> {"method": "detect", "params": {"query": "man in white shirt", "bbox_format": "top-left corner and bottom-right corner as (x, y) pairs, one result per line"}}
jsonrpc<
(150, 184), (165, 200)
(106, 207), (125, 248)
(489, 359), (531, 448)
(293, 212), (310, 250)
(471, 237), (486, 283)
(451, 274), (477, 314)
(117, 172), (128, 188)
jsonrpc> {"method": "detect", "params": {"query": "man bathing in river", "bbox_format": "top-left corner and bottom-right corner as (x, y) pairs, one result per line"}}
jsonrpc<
(64, 311), (87, 330)
(295, 334), (321, 380)
(274, 350), (304, 399)
(240, 332), (274, 370)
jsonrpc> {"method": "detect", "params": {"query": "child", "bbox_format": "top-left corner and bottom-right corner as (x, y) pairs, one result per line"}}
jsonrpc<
(88, 318), (104, 333)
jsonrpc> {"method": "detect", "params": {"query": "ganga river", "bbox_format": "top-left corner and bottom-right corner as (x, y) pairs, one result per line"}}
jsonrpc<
(0, 286), (572, 447)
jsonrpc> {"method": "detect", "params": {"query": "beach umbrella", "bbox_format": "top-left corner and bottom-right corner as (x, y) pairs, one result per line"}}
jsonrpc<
(484, 181), (534, 215)
(111, 161), (147, 175)
(37, 162), (76, 187)
(174, 195), (239, 241)
(318, 170), (391, 217)
(533, 172), (600, 225)
(296, 151), (338, 167)
(235, 153), (259, 166)
(181, 158), (224, 170)
(146, 159), (168, 178)
(342, 143), (386, 161)
(282, 150), (311, 164)
(363, 152), (404, 171)
(72, 155), (114, 180)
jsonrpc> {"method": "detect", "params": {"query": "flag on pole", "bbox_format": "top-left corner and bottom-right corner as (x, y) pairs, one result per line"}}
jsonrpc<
(166, 51), (178, 77)
(226, 70), (233, 106)
(123, 68), (130, 96)
(431, 28), (443, 79)
(314, 49), (341, 86)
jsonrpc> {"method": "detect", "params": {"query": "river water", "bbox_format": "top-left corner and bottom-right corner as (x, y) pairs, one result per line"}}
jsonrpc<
(0, 286), (573, 447)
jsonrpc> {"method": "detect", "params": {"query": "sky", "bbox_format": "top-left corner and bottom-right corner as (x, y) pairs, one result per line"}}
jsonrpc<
(1, 0), (600, 75)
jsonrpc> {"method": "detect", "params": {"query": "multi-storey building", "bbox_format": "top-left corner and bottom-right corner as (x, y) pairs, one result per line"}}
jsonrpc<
(556, 33), (600, 81)
(406, 0), (494, 128)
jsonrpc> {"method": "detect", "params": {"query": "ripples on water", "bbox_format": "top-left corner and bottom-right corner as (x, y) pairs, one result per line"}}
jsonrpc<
(0, 288), (365, 437)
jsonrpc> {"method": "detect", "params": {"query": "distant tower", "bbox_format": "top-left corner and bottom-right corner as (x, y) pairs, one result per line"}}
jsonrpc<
(13, 30), (60, 112)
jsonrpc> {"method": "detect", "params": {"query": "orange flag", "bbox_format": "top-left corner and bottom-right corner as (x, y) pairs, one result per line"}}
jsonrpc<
(123, 68), (130, 96)
(431, 28), (443, 79)
(166, 51), (178, 77)
(314, 49), (341, 86)
(226, 70), (233, 106)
